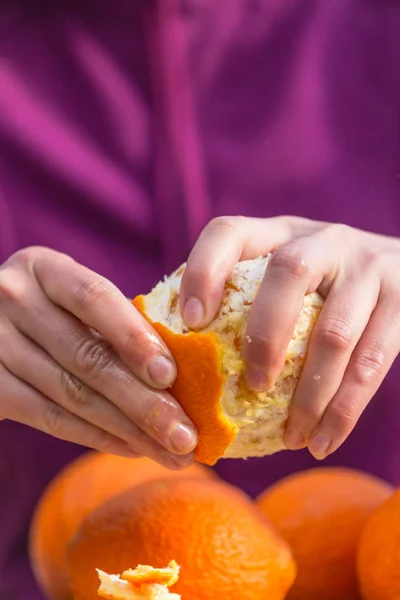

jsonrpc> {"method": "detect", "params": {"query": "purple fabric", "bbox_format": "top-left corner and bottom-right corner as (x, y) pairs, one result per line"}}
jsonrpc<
(1, 1), (400, 598)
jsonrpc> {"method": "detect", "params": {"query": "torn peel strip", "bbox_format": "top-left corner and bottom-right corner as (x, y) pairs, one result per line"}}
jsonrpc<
(97, 562), (181, 600)
(97, 571), (181, 600)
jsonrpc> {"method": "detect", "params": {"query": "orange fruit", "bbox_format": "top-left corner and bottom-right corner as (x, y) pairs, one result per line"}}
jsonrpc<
(68, 477), (296, 600)
(256, 467), (393, 600)
(29, 451), (213, 600)
(133, 256), (323, 465)
(357, 488), (400, 600)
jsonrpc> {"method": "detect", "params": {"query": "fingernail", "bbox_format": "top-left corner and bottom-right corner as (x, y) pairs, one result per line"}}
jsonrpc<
(147, 355), (176, 387)
(170, 422), (197, 454)
(247, 366), (268, 391)
(183, 297), (204, 329)
(308, 433), (331, 460)
(284, 427), (306, 450)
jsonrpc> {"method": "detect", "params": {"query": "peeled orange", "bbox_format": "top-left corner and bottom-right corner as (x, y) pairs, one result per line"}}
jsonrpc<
(134, 256), (323, 465)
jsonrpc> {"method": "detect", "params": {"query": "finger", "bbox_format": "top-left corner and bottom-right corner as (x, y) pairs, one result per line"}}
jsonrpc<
(180, 216), (320, 329)
(1, 277), (197, 455)
(0, 323), (193, 469)
(1, 364), (192, 470)
(244, 235), (337, 391)
(284, 273), (380, 450)
(307, 290), (400, 459)
(0, 362), (139, 458)
(20, 248), (177, 389)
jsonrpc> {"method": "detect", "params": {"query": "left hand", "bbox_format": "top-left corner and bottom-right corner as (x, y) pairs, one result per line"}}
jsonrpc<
(179, 215), (400, 460)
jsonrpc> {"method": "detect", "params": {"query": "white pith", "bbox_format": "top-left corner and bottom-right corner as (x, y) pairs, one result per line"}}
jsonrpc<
(143, 257), (323, 459)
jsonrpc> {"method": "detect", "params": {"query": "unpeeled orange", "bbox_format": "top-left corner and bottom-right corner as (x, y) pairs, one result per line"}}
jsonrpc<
(68, 477), (296, 600)
(29, 452), (213, 600)
(257, 467), (393, 600)
(357, 488), (400, 600)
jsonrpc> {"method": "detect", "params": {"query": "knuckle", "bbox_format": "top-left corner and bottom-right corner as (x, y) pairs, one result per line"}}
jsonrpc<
(244, 333), (285, 374)
(41, 402), (66, 437)
(129, 430), (153, 456)
(5, 246), (54, 273)
(290, 404), (322, 433)
(0, 272), (30, 308)
(350, 344), (385, 386)
(142, 398), (164, 431)
(8, 246), (38, 268)
(325, 223), (351, 240)
(270, 243), (311, 279)
(314, 318), (353, 353)
(74, 337), (115, 377)
(362, 249), (380, 272)
(300, 404), (324, 427)
(184, 262), (215, 291)
(204, 216), (246, 249)
(245, 330), (279, 357)
(128, 426), (149, 448)
(328, 400), (356, 434)
(93, 430), (120, 453)
(384, 283), (400, 310)
(208, 215), (245, 233)
(74, 276), (112, 310)
(123, 326), (154, 359)
(60, 371), (93, 408)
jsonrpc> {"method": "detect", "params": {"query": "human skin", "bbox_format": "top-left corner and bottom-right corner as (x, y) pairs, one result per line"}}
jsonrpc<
(181, 215), (400, 460)
(0, 247), (196, 469)
(1, 215), (399, 465)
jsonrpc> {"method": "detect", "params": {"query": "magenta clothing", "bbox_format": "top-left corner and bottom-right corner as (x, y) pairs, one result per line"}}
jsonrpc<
(1, 1), (400, 598)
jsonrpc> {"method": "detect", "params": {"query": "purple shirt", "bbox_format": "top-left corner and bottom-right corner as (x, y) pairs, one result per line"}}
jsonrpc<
(1, 1), (400, 598)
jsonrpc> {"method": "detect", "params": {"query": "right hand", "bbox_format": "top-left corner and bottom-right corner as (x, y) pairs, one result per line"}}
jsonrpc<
(0, 247), (197, 469)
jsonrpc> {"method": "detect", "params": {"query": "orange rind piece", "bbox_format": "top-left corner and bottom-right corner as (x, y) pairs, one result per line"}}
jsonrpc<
(121, 561), (179, 587)
(97, 563), (181, 600)
(134, 294), (236, 465)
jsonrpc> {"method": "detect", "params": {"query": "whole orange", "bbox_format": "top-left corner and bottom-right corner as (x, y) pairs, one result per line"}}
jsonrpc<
(29, 452), (213, 600)
(68, 477), (296, 600)
(256, 467), (393, 600)
(357, 489), (400, 600)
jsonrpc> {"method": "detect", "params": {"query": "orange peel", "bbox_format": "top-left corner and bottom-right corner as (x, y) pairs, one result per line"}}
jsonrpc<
(133, 256), (323, 466)
(121, 561), (179, 587)
(97, 562), (181, 600)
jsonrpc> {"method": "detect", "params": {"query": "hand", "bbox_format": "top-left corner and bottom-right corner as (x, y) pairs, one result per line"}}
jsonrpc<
(180, 216), (400, 460)
(0, 247), (196, 469)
